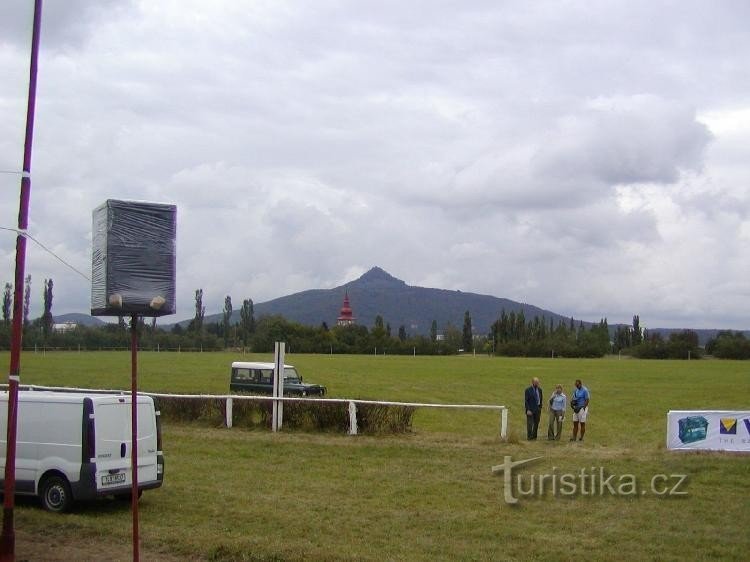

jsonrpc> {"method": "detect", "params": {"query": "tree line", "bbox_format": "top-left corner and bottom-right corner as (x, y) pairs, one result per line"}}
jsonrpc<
(1, 281), (744, 359)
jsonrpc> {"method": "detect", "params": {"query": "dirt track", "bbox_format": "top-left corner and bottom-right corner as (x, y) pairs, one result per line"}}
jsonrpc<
(15, 528), (199, 562)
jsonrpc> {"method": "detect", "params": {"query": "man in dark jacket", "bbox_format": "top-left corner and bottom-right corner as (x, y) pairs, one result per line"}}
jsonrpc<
(524, 377), (543, 440)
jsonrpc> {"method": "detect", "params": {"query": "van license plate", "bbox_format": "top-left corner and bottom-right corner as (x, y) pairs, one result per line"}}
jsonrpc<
(102, 473), (126, 486)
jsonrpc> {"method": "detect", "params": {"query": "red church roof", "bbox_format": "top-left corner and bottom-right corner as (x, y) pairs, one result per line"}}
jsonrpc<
(337, 292), (356, 324)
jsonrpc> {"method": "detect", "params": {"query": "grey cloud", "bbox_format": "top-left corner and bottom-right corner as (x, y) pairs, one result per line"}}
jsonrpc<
(1, 0), (134, 50)
(3, 1), (750, 329)
(538, 98), (712, 186)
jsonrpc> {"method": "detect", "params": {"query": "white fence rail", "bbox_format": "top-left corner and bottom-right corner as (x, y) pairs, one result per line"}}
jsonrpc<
(5, 384), (509, 439)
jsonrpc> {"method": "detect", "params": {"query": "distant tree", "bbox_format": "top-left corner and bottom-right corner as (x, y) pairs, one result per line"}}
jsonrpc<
(371, 314), (386, 344)
(613, 325), (628, 352)
(239, 298), (255, 346)
(443, 322), (462, 353)
(42, 278), (54, 340)
(223, 295), (233, 346)
(398, 325), (407, 342)
(386, 322), (392, 338)
(706, 331), (750, 359)
(2, 283), (12, 326)
(666, 330), (701, 359)
(430, 320), (438, 342)
(633, 331), (666, 359)
(321, 321), (329, 332)
(632, 315), (643, 345)
(193, 289), (205, 333)
(491, 310), (509, 344)
(23, 274), (31, 330)
(462, 310), (473, 351)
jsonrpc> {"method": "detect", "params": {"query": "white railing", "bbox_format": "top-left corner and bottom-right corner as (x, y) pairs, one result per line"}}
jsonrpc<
(6, 384), (509, 439)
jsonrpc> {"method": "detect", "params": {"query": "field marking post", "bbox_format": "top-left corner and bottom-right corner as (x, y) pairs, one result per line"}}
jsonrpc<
(226, 397), (233, 428)
(272, 341), (285, 432)
(500, 408), (508, 441)
(348, 401), (358, 435)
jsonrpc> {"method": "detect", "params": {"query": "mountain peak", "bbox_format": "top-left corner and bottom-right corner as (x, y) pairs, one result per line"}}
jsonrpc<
(354, 267), (407, 288)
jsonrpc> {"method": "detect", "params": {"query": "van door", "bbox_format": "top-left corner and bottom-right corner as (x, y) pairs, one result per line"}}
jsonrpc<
(94, 397), (158, 492)
(0, 397), (41, 493)
(1, 396), (82, 496)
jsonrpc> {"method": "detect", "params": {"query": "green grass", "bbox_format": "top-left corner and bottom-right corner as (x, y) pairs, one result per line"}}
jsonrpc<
(5, 351), (750, 561)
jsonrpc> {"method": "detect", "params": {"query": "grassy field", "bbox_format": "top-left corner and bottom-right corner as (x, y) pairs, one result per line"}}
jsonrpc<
(4, 351), (750, 561)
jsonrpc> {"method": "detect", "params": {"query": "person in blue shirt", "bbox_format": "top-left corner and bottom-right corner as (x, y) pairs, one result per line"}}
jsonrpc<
(570, 379), (590, 441)
(524, 377), (543, 440)
(547, 384), (567, 440)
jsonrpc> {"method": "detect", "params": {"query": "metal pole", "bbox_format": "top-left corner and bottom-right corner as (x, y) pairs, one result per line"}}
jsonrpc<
(131, 316), (140, 562)
(272, 342), (285, 432)
(1, 2), (43, 559)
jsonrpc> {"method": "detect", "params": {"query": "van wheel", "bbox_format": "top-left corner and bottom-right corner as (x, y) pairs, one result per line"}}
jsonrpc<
(40, 476), (72, 513)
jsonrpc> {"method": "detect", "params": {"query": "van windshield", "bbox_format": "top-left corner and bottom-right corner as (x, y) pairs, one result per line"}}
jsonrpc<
(283, 367), (300, 381)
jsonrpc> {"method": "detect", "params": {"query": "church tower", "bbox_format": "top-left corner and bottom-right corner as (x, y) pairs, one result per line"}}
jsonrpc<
(336, 291), (356, 326)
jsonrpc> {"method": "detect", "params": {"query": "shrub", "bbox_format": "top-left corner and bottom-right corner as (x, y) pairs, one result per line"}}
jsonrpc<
(153, 396), (226, 425)
(151, 395), (415, 434)
(355, 403), (415, 434)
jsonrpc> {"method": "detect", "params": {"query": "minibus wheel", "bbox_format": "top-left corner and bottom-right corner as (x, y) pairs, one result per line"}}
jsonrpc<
(40, 475), (72, 513)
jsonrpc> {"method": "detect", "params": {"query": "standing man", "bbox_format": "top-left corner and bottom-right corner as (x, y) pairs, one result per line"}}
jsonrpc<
(524, 377), (543, 440)
(570, 379), (590, 441)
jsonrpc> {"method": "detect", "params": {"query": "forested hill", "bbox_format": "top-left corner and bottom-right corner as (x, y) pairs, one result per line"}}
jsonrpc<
(234, 266), (576, 336)
(57, 267), (746, 343)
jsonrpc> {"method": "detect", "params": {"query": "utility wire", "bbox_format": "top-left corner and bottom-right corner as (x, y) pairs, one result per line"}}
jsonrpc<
(0, 226), (90, 281)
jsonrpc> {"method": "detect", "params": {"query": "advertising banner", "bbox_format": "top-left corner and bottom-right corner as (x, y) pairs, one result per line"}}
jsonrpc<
(667, 410), (750, 452)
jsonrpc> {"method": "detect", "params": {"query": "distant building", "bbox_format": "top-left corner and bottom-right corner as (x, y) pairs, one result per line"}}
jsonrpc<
(336, 292), (356, 326)
(53, 321), (77, 333)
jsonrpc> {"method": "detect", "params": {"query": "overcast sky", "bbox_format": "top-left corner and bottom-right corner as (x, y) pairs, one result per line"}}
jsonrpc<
(1, 0), (749, 330)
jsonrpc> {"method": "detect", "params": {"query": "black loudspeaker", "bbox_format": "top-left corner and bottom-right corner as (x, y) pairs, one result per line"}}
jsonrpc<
(91, 199), (176, 317)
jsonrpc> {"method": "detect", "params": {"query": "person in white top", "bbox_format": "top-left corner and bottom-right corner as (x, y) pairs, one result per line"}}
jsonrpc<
(547, 384), (567, 440)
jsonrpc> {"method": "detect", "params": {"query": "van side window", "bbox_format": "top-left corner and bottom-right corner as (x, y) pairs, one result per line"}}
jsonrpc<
(233, 368), (252, 381)
(259, 369), (272, 384)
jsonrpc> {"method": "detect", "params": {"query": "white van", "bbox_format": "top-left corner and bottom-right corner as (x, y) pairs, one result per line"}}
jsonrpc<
(0, 391), (164, 512)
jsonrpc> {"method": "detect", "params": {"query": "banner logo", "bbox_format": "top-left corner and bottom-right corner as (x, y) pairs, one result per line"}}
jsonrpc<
(678, 416), (708, 443)
(720, 418), (737, 435)
(744, 419), (750, 435)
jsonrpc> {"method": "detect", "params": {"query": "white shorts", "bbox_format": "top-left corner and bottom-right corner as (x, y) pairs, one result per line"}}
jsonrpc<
(573, 407), (588, 423)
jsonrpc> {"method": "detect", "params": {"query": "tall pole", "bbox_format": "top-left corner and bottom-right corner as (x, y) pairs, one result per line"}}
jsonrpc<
(131, 316), (140, 562)
(1, 1), (43, 559)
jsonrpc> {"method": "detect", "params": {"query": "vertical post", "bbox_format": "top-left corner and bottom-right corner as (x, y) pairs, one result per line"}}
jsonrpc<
(272, 342), (285, 432)
(130, 316), (140, 562)
(348, 401), (358, 435)
(225, 398), (233, 428)
(1, 2), (43, 559)
(500, 408), (508, 441)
